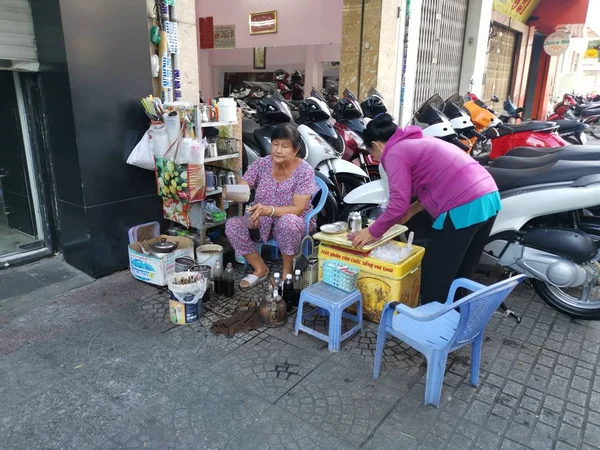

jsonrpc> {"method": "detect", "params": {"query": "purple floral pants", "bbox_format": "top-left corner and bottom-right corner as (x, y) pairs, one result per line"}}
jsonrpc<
(225, 214), (305, 258)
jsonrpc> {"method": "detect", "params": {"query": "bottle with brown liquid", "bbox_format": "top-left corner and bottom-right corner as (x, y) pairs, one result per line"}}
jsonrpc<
(223, 263), (235, 297)
(213, 260), (224, 295)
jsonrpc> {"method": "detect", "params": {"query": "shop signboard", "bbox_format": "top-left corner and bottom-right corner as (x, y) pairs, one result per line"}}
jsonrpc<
(492, 0), (542, 23)
(544, 31), (571, 56)
(585, 49), (599, 60)
(199, 16), (214, 49)
(214, 25), (235, 49)
(249, 10), (277, 35)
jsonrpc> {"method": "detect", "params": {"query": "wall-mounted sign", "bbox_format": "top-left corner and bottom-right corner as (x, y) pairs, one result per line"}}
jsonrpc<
(214, 25), (235, 49)
(544, 31), (571, 56)
(199, 17), (214, 49)
(492, 0), (542, 23)
(585, 49), (599, 59)
(249, 10), (277, 35)
(253, 47), (266, 69)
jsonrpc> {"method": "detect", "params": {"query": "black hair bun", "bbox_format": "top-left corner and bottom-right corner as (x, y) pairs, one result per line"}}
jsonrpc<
(372, 113), (394, 126)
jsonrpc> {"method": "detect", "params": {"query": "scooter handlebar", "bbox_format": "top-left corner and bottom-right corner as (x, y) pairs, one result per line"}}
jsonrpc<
(451, 137), (471, 152)
(461, 129), (487, 140)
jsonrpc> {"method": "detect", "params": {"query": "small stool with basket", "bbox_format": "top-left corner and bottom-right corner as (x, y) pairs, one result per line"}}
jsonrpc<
(294, 260), (363, 352)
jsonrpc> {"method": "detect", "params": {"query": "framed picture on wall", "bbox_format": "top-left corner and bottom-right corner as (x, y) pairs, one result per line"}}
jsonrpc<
(249, 10), (277, 35)
(253, 47), (266, 69)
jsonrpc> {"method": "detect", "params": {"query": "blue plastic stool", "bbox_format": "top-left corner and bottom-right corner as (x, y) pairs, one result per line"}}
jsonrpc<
(294, 282), (363, 352)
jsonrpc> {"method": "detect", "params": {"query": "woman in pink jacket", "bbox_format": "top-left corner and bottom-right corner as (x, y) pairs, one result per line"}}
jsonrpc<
(352, 114), (501, 304)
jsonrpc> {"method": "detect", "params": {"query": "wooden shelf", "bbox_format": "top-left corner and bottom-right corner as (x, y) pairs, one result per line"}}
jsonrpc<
(205, 154), (239, 163)
(199, 120), (238, 128)
(205, 187), (223, 197)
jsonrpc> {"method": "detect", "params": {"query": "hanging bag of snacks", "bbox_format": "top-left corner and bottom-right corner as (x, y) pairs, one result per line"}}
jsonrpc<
(155, 120), (207, 203)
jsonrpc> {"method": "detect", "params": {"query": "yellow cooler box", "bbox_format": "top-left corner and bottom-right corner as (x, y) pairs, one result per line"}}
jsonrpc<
(318, 242), (425, 323)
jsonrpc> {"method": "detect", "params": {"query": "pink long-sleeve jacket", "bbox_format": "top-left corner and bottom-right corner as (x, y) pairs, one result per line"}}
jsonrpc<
(369, 126), (498, 238)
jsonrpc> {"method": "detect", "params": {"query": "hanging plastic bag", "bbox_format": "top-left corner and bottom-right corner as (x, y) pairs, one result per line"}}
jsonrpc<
(126, 131), (155, 170)
(187, 138), (206, 165)
(149, 122), (169, 157)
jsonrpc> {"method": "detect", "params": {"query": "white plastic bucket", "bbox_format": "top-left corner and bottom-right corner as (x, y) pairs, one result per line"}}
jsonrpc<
(195, 244), (223, 273)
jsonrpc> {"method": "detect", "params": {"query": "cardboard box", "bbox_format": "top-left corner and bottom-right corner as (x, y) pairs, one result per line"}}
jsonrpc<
(318, 242), (425, 323)
(128, 235), (194, 286)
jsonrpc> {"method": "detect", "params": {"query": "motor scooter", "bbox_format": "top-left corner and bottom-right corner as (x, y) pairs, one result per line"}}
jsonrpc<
(442, 93), (486, 153)
(334, 89), (381, 180)
(463, 95), (567, 160)
(499, 97), (589, 145)
(297, 89), (370, 206)
(342, 99), (600, 319)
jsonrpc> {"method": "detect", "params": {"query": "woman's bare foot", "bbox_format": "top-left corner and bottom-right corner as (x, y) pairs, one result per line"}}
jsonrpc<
(239, 265), (269, 289)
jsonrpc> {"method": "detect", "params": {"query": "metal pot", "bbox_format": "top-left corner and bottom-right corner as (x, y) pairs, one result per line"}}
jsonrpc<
(149, 238), (179, 259)
(257, 292), (288, 328)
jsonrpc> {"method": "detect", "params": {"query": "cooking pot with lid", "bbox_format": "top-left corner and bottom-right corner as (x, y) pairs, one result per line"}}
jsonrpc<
(149, 238), (179, 258)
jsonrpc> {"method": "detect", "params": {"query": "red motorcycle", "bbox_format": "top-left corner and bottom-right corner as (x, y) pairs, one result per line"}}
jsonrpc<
(274, 69), (292, 101)
(333, 89), (380, 180)
(464, 95), (568, 160)
(548, 93), (578, 120)
(548, 94), (600, 137)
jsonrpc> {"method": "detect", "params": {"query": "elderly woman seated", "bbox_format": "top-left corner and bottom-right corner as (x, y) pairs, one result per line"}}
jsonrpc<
(225, 124), (318, 288)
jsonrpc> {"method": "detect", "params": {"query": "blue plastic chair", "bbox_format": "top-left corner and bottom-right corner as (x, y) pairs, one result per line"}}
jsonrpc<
(245, 177), (328, 267)
(373, 275), (526, 407)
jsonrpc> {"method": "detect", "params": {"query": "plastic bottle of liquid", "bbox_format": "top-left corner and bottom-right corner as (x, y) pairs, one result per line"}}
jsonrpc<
(213, 260), (224, 295)
(282, 274), (294, 312)
(223, 263), (235, 297)
(293, 269), (302, 307)
(273, 272), (282, 296)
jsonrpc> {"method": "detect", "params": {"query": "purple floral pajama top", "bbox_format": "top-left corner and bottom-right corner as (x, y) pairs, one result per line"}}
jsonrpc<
(243, 156), (318, 242)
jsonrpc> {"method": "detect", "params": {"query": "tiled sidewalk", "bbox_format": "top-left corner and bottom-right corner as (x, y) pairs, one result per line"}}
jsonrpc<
(1, 258), (599, 449)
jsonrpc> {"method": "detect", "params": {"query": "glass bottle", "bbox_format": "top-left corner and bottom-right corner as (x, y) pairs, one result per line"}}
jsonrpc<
(223, 263), (235, 297)
(273, 272), (282, 296)
(283, 274), (294, 312)
(213, 260), (224, 295)
(293, 269), (302, 307)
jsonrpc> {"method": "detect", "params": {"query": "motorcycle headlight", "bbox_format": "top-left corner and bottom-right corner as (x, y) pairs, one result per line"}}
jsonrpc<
(311, 133), (337, 155)
(348, 131), (366, 149)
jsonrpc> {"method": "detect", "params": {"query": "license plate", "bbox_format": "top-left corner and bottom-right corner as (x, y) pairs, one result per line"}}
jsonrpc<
(580, 133), (587, 145)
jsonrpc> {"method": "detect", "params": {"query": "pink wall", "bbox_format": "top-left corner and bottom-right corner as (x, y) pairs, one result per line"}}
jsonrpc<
(195, 0), (343, 48)
(196, 0), (343, 97)
(200, 44), (341, 97)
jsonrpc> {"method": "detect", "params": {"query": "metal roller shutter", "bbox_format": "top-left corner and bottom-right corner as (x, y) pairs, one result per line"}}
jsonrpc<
(0, 0), (38, 71)
(413, 0), (469, 111)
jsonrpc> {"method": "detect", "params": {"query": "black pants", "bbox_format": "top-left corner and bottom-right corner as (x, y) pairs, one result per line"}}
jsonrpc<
(420, 215), (496, 304)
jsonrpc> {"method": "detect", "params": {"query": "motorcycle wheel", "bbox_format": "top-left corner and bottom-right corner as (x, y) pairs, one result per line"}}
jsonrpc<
(315, 191), (339, 228)
(532, 277), (600, 320)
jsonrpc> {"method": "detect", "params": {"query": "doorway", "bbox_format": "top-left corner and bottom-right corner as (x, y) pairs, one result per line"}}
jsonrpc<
(0, 71), (45, 259)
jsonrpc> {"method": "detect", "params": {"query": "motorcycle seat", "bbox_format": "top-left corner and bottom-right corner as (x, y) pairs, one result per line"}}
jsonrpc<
(497, 121), (557, 137)
(553, 119), (586, 134)
(487, 160), (600, 192)
(491, 147), (600, 169)
(504, 146), (565, 157)
(580, 108), (600, 117)
(243, 131), (260, 151)
(520, 228), (597, 264)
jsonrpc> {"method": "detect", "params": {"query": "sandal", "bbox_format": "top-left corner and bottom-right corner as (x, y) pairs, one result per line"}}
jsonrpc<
(240, 271), (270, 289)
